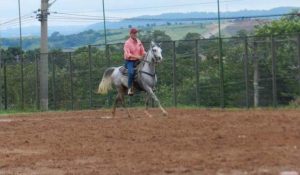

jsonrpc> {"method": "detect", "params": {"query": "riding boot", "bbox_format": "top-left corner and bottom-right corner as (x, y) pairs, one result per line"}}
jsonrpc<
(128, 88), (134, 96)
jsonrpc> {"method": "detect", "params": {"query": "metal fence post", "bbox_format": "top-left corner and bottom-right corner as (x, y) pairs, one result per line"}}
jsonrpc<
(106, 44), (111, 67)
(3, 58), (7, 110)
(253, 41), (259, 107)
(88, 45), (93, 108)
(297, 34), (300, 93)
(0, 51), (2, 110)
(20, 53), (24, 110)
(219, 38), (225, 108)
(244, 37), (250, 108)
(51, 54), (56, 109)
(195, 40), (200, 107)
(69, 52), (74, 110)
(271, 36), (277, 107)
(106, 44), (112, 106)
(35, 54), (40, 110)
(172, 41), (177, 107)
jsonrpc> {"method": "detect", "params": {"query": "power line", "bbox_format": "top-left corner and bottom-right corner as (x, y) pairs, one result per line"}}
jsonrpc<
(49, 0), (58, 8)
(47, 0), (243, 14)
(46, 12), (299, 22)
(123, 13), (300, 21)
(1, 7), (299, 29)
(49, 11), (121, 20)
(0, 13), (33, 26)
(105, 0), (241, 11)
(2, 17), (35, 28)
(45, 0), (243, 15)
(0, 17), (36, 28)
(42, 16), (120, 21)
(50, 11), (101, 18)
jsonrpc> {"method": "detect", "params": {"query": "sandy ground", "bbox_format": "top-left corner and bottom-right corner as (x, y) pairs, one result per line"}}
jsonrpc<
(0, 108), (299, 175)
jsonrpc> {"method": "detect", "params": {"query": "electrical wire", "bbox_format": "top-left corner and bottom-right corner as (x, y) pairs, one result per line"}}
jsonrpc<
(105, 0), (242, 11)
(0, 13), (33, 26)
(2, 8), (298, 28)
(1, 17), (36, 28)
(46, 12), (299, 23)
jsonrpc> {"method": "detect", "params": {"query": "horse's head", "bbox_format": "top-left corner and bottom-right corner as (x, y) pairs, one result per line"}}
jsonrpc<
(149, 41), (163, 63)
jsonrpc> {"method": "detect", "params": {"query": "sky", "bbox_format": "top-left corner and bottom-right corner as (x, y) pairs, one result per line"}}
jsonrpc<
(0, 0), (300, 29)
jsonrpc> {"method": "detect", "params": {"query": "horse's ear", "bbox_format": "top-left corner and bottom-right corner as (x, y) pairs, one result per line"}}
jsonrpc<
(158, 42), (162, 47)
(150, 41), (155, 47)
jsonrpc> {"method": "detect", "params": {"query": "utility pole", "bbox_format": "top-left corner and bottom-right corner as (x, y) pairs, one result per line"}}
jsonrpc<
(18, 0), (24, 109)
(38, 0), (49, 110)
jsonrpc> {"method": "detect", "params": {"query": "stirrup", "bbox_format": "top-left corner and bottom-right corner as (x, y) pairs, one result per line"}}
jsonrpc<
(128, 88), (134, 96)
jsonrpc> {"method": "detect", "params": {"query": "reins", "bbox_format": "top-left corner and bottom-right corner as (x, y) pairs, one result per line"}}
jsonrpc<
(138, 49), (157, 78)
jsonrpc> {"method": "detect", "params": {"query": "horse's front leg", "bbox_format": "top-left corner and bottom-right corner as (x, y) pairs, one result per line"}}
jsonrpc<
(120, 94), (132, 118)
(147, 88), (168, 116)
(144, 93), (153, 118)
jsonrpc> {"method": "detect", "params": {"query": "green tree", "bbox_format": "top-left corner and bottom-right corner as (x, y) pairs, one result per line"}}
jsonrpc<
(255, 10), (300, 36)
(177, 32), (203, 54)
(254, 10), (300, 105)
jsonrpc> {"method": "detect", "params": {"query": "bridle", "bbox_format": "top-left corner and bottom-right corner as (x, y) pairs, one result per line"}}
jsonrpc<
(139, 46), (160, 77)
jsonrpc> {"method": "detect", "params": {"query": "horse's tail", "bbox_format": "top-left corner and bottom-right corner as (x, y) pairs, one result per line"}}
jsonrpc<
(97, 67), (115, 94)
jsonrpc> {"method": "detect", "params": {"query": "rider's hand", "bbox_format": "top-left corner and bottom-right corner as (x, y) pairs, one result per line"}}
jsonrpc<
(133, 55), (142, 60)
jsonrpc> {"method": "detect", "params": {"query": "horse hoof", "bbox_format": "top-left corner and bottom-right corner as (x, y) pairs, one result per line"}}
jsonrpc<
(144, 111), (153, 118)
(163, 112), (168, 116)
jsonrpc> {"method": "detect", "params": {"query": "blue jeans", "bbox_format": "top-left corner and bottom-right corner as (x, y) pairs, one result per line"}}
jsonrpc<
(125, 60), (136, 88)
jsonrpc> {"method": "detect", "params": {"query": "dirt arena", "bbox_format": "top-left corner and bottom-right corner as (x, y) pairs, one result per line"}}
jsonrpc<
(0, 108), (299, 175)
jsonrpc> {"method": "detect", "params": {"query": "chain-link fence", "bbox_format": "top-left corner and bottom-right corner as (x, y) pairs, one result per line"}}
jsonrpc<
(0, 34), (300, 110)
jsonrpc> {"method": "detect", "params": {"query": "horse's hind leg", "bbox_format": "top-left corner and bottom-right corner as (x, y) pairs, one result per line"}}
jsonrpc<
(116, 88), (131, 118)
(112, 94), (121, 117)
(120, 94), (132, 118)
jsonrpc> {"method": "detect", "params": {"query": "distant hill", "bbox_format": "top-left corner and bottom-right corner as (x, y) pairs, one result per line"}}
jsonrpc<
(1, 7), (299, 38)
(86, 7), (299, 30)
(1, 25), (87, 38)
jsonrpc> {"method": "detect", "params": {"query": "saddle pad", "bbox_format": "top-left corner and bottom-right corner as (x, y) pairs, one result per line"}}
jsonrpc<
(119, 66), (128, 76)
(119, 66), (139, 79)
(119, 60), (141, 76)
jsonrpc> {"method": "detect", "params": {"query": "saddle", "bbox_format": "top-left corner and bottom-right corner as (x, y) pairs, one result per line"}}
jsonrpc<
(119, 61), (141, 77)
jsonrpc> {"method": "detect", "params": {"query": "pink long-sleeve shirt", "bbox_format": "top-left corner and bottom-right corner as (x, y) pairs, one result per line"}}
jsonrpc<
(123, 37), (145, 61)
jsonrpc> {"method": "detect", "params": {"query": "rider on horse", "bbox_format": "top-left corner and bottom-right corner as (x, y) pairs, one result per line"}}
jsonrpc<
(123, 28), (146, 96)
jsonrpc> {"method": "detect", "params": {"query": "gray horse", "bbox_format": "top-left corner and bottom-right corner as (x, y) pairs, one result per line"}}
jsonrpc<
(97, 41), (168, 117)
